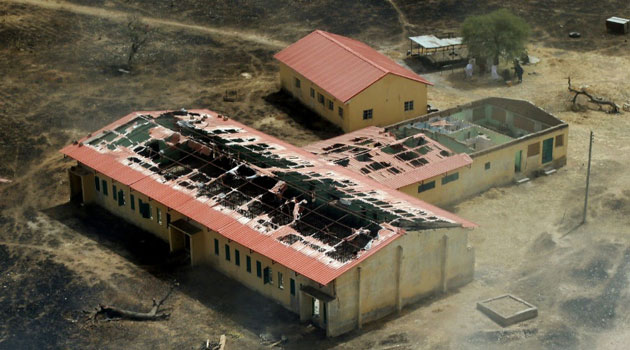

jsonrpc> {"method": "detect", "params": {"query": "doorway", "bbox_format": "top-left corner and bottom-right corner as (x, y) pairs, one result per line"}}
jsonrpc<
(514, 150), (522, 173)
(69, 172), (83, 203)
(542, 138), (553, 164)
(311, 298), (327, 326)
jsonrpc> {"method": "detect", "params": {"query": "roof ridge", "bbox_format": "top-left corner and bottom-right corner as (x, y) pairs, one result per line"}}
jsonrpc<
(315, 30), (389, 75)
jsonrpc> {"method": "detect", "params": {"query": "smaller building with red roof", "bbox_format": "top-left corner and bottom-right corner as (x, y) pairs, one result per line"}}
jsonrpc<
(274, 30), (432, 133)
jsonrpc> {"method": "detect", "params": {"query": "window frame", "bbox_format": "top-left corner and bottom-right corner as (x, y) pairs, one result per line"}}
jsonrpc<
(417, 180), (436, 193)
(214, 239), (220, 256)
(263, 267), (273, 285)
(327, 99), (334, 110)
(441, 172), (459, 185)
(224, 244), (231, 261)
(256, 261), (262, 278)
(278, 272), (284, 289)
(310, 88), (315, 98)
(102, 179), (108, 196)
(484, 162), (491, 170)
(555, 134), (564, 147)
(294, 77), (301, 88)
(130, 194), (135, 210)
(338, 106), (343, 118)
(235, 249), (240, 266)
(94, 176), (100, 192)
(404, 100), (414, 111)
(246, 256), (252, 273)
(290, 278), (296, 296)
(362, 109), (373, 120)
(317, 93), (324, 105)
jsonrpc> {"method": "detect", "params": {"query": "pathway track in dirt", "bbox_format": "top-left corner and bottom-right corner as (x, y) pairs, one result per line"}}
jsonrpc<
(3, 0), (289, 48)
(385, 0), (412, 39)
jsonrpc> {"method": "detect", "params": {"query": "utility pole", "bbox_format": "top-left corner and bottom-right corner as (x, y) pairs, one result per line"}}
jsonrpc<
(582, 131), (593, 224)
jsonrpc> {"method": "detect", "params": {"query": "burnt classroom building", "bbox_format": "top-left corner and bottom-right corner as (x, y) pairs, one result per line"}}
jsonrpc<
(61, 109), (475, 336)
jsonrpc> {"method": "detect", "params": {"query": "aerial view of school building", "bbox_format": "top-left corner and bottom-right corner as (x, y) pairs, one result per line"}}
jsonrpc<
(61, 30), (568, 337)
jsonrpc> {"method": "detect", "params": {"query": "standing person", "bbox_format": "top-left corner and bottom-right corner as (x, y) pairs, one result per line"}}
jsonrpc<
(491, 64), (499, 80)
(514, 60), (524, 83)
(465, 60), (474, 79)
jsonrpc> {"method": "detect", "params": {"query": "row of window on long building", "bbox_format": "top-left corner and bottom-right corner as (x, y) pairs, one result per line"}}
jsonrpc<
(94, 175), (170, 225)
(295, 77), (414, 121)
(213, 238), (296, 296)
(94, 174), (295, 296)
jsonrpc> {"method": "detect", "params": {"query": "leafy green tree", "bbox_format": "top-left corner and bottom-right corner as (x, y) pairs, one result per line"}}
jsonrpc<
(461, 9), (530, 62)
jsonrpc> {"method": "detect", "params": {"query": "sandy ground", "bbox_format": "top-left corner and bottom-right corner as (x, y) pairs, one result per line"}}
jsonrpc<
(1, 0), (630, 349)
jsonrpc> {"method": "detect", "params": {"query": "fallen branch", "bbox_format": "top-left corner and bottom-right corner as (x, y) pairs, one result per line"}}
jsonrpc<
(91, 284), (175, 322)
(568, 77), (619, 113)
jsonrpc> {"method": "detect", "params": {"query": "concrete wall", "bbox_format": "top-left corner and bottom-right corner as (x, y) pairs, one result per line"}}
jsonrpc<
(326, 227), (474, 337)
(398, 126), (569, 207)
(278, 63), (428, 133)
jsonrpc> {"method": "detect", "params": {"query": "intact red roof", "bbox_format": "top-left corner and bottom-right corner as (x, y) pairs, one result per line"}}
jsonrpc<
(274, 30), (432, 103)
(305, 126), (473, 189)
(61, 110), (473, 286)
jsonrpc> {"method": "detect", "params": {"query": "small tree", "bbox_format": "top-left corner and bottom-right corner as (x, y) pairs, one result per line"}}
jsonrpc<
(461, 9), (530, 63)
(125, 15), (152, 69)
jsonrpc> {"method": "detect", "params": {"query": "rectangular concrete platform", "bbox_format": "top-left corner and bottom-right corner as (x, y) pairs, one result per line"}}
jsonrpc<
(477, 294), (538, 327)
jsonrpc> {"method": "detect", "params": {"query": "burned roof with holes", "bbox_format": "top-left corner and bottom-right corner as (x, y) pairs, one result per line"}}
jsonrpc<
(304, 127), (472, 189)
(61, 109), (474, 285)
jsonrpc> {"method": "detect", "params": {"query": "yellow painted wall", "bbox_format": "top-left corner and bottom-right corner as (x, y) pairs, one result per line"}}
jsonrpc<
(279, 64), (349, 131)
(399, 127), (569, 207)
(327, 227), (474, 336)
(346, 74), (427, 132)
(84, 171), (184, 242)
(278, 63), (428, 133)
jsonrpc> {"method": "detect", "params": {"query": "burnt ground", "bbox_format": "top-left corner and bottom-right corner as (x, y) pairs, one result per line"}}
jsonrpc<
(1, 0), (630, 349)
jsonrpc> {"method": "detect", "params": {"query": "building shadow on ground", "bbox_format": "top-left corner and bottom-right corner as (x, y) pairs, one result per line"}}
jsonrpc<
(262, 90), (343, 141)
(40, 202), (340, 348)
(41, 202), (459, 349)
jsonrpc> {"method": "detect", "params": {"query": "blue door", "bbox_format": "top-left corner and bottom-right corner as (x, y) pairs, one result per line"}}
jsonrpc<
(542, 138), (553, 163)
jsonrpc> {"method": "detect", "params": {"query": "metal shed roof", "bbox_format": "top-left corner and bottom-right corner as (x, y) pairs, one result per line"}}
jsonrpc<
(409, 35), (463, 49)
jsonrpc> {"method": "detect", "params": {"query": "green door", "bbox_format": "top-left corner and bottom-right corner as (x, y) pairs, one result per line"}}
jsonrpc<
(515, 150), (522, 172)
(542, 138), (554, 163)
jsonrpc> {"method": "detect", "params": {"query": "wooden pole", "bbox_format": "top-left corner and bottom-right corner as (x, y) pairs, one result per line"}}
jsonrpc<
(582, 131), (593, 224)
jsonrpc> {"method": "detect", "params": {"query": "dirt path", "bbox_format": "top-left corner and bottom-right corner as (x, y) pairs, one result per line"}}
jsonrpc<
(385, 0), (412, 38)
(3, 0), (289, 48)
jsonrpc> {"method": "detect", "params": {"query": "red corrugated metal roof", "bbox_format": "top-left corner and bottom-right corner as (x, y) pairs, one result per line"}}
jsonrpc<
(274, 30), (432, 103)
(305, 126), (473, 189)
(60, 109), (474, 286)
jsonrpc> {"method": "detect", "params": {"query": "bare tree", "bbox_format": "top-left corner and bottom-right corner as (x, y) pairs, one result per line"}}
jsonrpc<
(125, 15), (152, 69)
